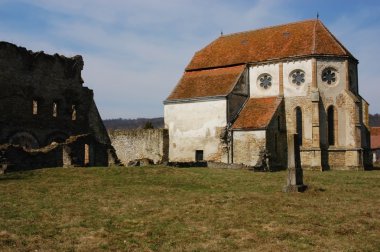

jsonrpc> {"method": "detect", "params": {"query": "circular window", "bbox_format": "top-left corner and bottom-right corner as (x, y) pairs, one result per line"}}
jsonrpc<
(258, 74), (272, 89)
(290, 70), (305, 86)
(322, 68), (337, 85)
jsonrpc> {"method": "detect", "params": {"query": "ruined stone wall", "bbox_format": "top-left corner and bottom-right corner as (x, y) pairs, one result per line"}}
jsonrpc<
(0, 42), (95, 148)
(109, 129), (168, 165)
(0, 134), (113, 172)
(0, 42), (116, 168)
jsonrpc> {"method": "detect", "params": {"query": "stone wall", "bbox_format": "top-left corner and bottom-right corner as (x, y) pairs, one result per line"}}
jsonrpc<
(232, 130), (266, 166)
(0, 41), (116, 169)
(109, 129), (168, 165)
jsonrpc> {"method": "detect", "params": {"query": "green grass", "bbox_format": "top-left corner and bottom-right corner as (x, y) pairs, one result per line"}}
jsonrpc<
(0, 167), (379, 251)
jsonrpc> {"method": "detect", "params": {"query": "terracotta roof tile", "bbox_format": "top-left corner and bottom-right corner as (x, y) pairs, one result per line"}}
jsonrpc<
(232, 97), (281, 130)
(371, 127), (380, 149)
(186, 19), (354, 70)
(166, 65), (245, 101)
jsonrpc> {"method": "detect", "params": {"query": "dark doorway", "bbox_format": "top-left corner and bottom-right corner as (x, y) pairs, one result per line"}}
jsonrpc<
(195, 150), (204, 162)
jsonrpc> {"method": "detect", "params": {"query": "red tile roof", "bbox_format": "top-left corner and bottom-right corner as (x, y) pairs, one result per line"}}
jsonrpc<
(166, 65), (245, 100)
(371, 127), (380, 149)
(232, 97), (281, 130)
(186, 19), (354, 70)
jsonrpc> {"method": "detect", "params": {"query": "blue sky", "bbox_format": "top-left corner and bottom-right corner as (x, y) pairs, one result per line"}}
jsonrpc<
(0, 0), (380, 118)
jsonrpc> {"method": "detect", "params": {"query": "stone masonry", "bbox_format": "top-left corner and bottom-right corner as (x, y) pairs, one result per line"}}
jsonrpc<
(0, 41), (118, 171)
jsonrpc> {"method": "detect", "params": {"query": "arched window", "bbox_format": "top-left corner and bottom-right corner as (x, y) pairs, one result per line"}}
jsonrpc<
(295, 107), (302, 146)
(327, 106), (336, 146)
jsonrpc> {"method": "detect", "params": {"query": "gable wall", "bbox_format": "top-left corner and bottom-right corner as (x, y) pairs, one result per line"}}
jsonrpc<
(164, 99), (228, 162)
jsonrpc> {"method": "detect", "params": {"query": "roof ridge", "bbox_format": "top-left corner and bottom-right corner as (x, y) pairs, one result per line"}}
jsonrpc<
(221, 19), (317, 38)
(316, 20), (353, 57)
(312, 19), (317, 54)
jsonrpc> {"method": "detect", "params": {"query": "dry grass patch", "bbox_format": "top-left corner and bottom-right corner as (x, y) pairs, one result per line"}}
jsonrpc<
(0, 167), (379, 251)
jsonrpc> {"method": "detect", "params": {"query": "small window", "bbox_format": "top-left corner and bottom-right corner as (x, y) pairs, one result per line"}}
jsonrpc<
(290, 70), (305, 86)
(32, 100), (38, 115)
(53, 102), (58, 117)
(322, 68), (337, 85)
(195, 150), (204, 162)
(258, 74), (272, 89)
(71, 105), (77, 121)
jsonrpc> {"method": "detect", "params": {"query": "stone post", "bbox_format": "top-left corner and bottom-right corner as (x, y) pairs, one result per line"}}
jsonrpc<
(0, 164), (7, 175)
(283, 134), (307, 192)
(62, 145), (73, 168)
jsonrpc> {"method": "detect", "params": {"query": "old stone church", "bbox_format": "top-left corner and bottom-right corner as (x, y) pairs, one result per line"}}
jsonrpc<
(164, 19), (371, 170)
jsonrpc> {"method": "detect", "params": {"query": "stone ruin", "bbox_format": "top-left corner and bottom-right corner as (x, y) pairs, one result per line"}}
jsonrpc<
(0, 41), (119, 172)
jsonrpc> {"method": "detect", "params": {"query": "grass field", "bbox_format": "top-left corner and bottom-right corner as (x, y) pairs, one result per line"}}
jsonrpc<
(0, 167), (379, 251)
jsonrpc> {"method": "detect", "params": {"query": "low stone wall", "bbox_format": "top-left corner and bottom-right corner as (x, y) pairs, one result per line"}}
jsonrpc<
(108, 129), (168, 165)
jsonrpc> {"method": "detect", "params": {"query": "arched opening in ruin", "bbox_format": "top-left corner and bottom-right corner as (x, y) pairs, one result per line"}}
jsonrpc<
(45, 132), (69, 145)
(9, 131), (39, 149)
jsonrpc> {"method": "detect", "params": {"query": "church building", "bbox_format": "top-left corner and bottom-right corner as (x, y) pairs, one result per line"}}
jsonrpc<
(164, 19), (371, 170)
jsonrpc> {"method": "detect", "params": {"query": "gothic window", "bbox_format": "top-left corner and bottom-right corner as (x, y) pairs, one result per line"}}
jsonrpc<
(258, 74), (272, 89)
(327, 106), (336, 146)
(291, 70), (305, 85)
(322, 68), (337, 85)
(32, 100), (38, 115)
(295, 107), (303, 146)
(53, 102), (58, 117)
(71, 105), (77, 121)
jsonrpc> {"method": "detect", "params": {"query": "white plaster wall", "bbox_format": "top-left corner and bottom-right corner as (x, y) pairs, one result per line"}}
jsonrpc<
(249, 63), (280, 98)
(232, 130), (266, 166)
(164, 99), (227, 162)
(283, 59), (312, 97)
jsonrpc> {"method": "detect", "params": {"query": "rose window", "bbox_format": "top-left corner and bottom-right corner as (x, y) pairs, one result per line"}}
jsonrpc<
(322, 68), (337, 85)
(291, 70), (305, 85)
(259, 74), (272, 89)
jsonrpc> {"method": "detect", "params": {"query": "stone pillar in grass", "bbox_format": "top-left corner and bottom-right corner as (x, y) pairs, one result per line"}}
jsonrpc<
(283, 134), (307, 192)
(62, 146), (73, 168)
